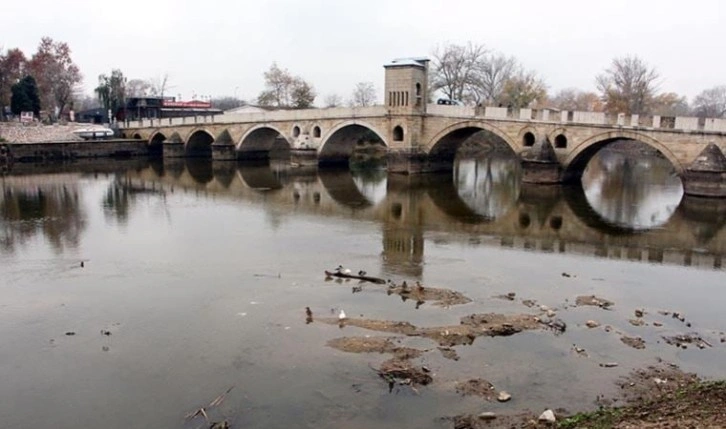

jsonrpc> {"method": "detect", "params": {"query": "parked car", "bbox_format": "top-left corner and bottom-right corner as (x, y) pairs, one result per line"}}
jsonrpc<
(437, 98), (462, 105)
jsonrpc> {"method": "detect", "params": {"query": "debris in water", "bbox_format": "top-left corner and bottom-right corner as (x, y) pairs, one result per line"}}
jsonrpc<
(324, 268), (385, 284)
(184, 386), (234, 423)
(576, 295), (614, 309)
(663, 334), (712, 350)
(438, 346), (460, 361)
(621, 335), (646, 350)
(572, 345), (588, 357)
(456, 379), (497, 400)
(388, 283), (472, 307)
(545, 318), (567, 334)
(629, 318), (645, 327)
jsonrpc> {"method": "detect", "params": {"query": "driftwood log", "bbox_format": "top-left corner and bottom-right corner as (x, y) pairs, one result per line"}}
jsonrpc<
(325, 270), (386, 284)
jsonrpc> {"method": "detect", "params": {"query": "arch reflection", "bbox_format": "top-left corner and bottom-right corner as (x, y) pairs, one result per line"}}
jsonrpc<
(454, 154), (521, 220)
(581, 146), (683, 231)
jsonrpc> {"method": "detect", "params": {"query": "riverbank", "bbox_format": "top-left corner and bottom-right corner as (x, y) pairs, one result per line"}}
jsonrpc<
(450, 364), (726, 428)
(0, 122), (112, 143)
(558, 367), (726, 428)
(1, 139), (149, 164)
(306, 271), (726, 429)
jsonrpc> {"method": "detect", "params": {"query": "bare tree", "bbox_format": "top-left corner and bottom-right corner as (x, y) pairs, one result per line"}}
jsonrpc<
(499, 70), (547, 109)
(596, 56), (659, 115)
(126, 79), (152, 97)
(692, 85), (726, 118)
(652, 92), (691, 116)
(324, 93), (343, 108)
(257, 63), (316, 109)
(551, 88), (603, 111)
(350, 81), (376, 106)
(470, 52), (517, 105)
(148, 73), (173, 98)
(430, 42), (487, 103)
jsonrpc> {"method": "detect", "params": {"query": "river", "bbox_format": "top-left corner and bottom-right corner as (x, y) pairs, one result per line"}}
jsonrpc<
(1, 147), (724, 428)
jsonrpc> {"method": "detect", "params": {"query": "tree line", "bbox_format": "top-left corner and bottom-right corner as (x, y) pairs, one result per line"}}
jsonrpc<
(429, 42), (725, 117)
(0, 37), (82, 121)
(2, 38), (726, 122)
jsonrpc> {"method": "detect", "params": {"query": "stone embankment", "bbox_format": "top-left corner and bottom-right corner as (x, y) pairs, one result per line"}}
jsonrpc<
(0, 123), (148, 168)
(0, 122), (110, 143)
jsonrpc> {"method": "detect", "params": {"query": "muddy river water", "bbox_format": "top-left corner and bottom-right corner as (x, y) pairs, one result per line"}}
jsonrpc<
(1, 148), (724, 428)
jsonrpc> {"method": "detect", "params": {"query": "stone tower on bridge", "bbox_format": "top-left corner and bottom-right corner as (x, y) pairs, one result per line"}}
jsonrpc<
(382, 57), (437, 173)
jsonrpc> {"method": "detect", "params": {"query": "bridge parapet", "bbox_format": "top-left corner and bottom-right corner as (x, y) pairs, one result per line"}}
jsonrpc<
(424, 104), (726, 134)
(121, 106), (389, 129)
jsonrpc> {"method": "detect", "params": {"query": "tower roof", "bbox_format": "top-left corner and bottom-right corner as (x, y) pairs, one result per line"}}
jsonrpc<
(384, 57), (429, 68)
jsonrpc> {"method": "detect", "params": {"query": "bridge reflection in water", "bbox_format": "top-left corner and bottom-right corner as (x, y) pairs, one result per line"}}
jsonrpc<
(90, 152), (725, 273)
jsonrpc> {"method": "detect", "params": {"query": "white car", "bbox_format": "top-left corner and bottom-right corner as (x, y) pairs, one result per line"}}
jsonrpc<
(72, 128), (114, 140)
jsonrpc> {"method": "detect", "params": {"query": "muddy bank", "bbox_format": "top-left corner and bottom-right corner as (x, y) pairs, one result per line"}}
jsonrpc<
(312, 280), (726, 429)
(326, 336), (423, 360)
(450, 364), (726, 428)
(559, 365), (726, 428)
(319, 312), (543, 347)
(575, 295), (614, 309)
(322, 311), (544, 393)
(387, 281), (472, 307)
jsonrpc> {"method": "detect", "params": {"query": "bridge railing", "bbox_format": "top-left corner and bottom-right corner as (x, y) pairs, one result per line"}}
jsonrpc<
(121, 106), (388, 129)
(121, 103), (726, 135)
(426, 103), (726, 133)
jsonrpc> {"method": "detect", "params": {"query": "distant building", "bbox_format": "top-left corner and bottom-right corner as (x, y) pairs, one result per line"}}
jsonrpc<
(117, 97), (223, 121)
(76, 108), (108, 124)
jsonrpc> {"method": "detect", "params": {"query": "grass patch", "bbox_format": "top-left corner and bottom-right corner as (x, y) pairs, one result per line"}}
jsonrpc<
(558, 408), (623, 429)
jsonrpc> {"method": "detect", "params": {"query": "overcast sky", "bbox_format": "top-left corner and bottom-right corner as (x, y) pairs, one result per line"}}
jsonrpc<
(2, 0), (724, 104)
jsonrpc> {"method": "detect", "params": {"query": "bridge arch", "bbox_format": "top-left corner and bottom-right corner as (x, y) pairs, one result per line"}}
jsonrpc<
(517, 126), (540, 148)
(237, 125), (290, 158)
(318, 120), (388, 165)
(426, 120), (519, 159)
(185, 128), (215, 158)
(563, 130), (684, 181)
(149, 130), (167, 158)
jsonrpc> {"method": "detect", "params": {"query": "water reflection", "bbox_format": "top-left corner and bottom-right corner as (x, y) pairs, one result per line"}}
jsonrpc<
(1, 156), (723, 269)
(454, 154), (521, 220)
(0, 177), (86, 253)
(582, 145), (683, 230)
(103, 177), (167, 226)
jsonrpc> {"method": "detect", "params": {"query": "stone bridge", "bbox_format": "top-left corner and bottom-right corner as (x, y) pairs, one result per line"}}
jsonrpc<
(120, 159), (726, 275)
(120, 57), (726, 197)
